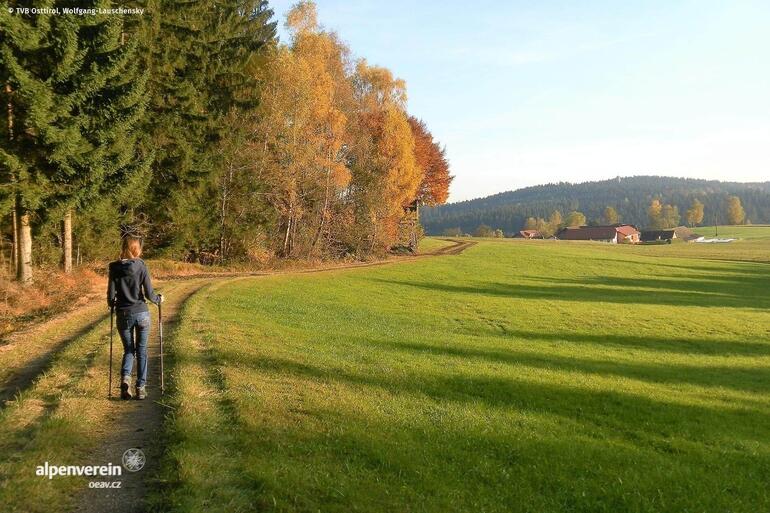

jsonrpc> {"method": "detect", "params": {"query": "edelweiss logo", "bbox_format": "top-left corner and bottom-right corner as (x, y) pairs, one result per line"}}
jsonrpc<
(121, 448), (145, 472)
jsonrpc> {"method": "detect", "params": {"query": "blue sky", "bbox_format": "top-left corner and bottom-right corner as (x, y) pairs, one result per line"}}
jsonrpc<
(268, 0), (770, 201)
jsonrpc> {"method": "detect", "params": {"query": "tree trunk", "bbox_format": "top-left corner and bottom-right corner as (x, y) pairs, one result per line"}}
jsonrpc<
(290, 211), (298, 255)
(11, 208), (18, 275)
(0, 228), (5, 272)
(16, 201), (32, 284)
(63, 209), (73, 273)
(282, 205), (293, 257)
(370, 214), (378, 254)
(7, 83), (17, 275)
(309, 167), (331, 257)
(219, 164), (234, 262)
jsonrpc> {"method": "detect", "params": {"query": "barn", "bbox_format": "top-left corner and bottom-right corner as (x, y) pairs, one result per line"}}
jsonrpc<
(640, 229), (677, 243)
(556, 225), (641, 244)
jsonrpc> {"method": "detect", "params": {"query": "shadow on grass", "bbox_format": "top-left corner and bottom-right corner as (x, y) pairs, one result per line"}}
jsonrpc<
(522, 274), (770, 303)
(369, 271), (770, 309)
(585, 257), (768, 275)
(0, 313), (109, 406)
(362, 338), (770, 395)
(172, 346), (770, 513)
(463, 327), (770, 357)
(214, 349), (770, 446)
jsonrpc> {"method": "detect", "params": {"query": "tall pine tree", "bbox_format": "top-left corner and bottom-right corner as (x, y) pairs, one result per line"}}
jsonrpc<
(1, 1), (150, 281)
(143, 0), (276, 258)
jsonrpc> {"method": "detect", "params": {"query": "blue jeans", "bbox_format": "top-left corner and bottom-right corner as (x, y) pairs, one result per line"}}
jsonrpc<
(116, 310), (151, 387)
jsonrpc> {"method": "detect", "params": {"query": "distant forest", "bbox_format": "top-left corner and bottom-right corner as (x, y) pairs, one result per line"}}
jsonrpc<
(421, 176), (770, 235)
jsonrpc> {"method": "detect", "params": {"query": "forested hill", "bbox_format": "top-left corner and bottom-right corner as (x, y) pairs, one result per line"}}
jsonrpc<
(421, 176), (770, 235)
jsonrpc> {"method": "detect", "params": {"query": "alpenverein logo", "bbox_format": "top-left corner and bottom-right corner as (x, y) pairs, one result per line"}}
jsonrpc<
(35, 462), (122, 479)
(121, 448), (145, 472)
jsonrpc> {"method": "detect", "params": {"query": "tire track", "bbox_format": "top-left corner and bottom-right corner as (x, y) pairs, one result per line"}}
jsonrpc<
(0, 300), (107, 406)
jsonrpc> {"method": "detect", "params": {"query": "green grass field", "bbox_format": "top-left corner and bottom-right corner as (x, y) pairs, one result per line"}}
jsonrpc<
(158, 239), (770, 512)
(629, 226), (770, 264)
(694, 224), (770, 240)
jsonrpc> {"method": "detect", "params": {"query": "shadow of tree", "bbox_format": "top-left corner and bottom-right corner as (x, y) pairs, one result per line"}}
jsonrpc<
(360, 337), (770, 395)
(369, 274), (770, 309)
(523, 274), (770, 303)
(182, 339), (770, 513)
(215, 350), (770, 447)
(457, 327), (770, 357)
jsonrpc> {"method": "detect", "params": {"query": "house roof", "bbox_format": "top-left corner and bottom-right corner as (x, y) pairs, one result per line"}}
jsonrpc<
(616, 225), (641, 237)
(641, 229), (675, 241)
(557, 225), (639, 241)
(641, 227), (703, 241)
(557, 226), (618, 240)
(672, 226), (702, 240)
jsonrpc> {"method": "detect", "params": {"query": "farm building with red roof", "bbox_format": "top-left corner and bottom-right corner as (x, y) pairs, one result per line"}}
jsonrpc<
(513, 230), (544, 239)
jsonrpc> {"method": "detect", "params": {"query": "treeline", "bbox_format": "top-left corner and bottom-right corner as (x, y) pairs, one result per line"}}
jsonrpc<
(423, 176), (770, 235)
(0, 1), (451, 283)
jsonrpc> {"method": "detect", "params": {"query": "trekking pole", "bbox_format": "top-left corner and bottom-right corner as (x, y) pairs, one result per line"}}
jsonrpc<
(158, 294), (164, 395)
(109, 304), (114, 398)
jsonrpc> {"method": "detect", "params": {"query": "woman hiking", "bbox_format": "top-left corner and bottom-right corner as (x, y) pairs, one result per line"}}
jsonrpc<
(107, 235), (162, 400)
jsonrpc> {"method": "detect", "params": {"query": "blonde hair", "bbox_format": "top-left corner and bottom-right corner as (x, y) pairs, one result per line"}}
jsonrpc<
(120, 236), (143, 260)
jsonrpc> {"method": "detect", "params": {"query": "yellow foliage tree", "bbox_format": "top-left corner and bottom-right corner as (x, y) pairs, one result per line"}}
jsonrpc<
(564, 211), (587, 227)
(244, 1), (440, 257)
(251, 2), (352, 256)
(647, 199), (663, 229)
(685, 199), (704, 227)
(603, 206), (619, 225)
(349, 60), (419, 252)
(726, 196), (745, 225)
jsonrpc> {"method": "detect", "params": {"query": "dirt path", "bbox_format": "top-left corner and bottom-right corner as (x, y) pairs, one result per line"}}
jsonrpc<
(74, 278), (209, 513)
(427, 239), (477, 256)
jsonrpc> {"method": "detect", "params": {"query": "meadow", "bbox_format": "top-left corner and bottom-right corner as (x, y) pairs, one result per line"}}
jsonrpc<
(156, 237), (770, 512)
(694, 224), (770, 239)
(631, 225), (770, 264)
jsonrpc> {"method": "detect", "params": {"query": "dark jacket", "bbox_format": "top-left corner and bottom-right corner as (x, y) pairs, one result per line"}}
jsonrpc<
(107, 259), (159, 314)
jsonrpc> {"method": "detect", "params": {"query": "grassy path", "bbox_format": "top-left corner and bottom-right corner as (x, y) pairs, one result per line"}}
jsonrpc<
(154, 276), (266, 510)
(0, 297), (106, 405)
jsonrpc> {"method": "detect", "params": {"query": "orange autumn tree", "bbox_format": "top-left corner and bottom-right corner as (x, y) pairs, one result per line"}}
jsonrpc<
(408, 117), (452, 206)
(251, 1), (352, 257)
(289, 7), (354, 256)
(347, 60), (421, 253)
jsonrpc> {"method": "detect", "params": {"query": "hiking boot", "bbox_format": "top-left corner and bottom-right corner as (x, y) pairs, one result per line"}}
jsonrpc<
(135, 385), (147, 400)
(121, 377), (132, 400)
